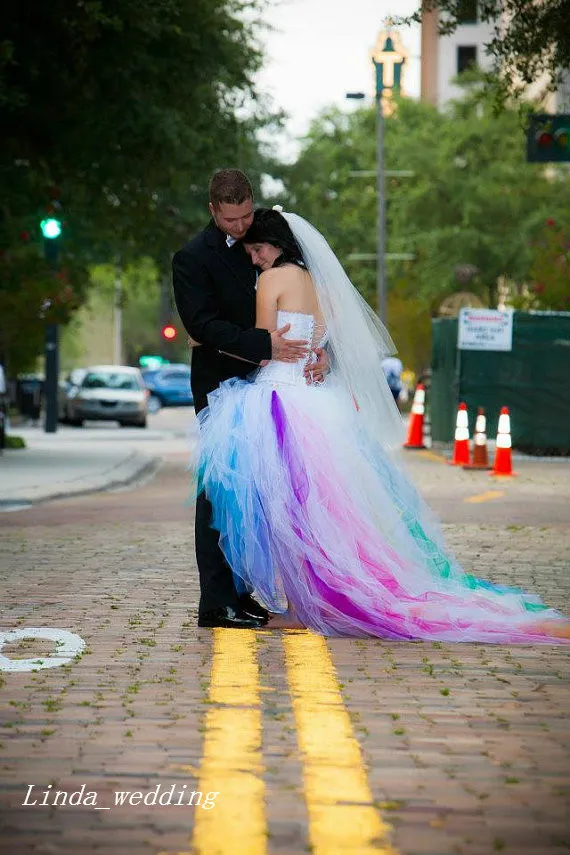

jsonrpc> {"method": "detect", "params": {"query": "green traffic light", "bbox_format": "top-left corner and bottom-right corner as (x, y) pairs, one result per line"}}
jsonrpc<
(40, 217), (62, 239)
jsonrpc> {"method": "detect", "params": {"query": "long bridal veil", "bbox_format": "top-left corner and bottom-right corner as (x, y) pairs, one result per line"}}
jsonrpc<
(282, 211), (405, 450)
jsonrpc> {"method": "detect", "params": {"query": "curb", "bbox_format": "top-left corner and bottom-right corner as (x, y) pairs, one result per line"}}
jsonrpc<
(0, 452), (161, 509)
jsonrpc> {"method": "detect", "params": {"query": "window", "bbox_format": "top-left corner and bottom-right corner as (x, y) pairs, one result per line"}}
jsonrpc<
(82, 372), (139, 391)
(457, 0), (478, 24)
(457, 45), (477, 75)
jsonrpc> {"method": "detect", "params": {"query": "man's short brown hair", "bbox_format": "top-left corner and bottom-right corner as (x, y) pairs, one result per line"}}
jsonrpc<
(209, 169), (253, 207)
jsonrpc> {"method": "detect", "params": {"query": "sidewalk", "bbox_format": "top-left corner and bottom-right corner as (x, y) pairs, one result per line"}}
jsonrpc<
(0, 425), (160, 508)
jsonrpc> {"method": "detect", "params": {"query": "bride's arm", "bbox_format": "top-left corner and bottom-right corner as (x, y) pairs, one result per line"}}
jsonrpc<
(255, 270), (280, 332)
(254, 271), (280, 366)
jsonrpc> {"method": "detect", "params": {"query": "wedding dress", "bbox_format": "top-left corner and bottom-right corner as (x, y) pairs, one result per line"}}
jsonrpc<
(196, 309), (568, 643)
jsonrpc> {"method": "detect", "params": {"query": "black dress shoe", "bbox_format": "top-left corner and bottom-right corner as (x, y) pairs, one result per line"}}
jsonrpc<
(239, 593), (269, 621)
(197, 605), (267, 629)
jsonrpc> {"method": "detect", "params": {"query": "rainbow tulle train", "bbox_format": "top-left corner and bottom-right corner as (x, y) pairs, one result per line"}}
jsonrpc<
(196, 376), (568, 643)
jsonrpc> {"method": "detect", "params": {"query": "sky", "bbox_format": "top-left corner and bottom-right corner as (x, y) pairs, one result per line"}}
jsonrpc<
(255, 0), (422, 161)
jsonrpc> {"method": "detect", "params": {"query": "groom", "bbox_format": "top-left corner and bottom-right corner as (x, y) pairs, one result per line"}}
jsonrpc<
(173, 169), (315, 629)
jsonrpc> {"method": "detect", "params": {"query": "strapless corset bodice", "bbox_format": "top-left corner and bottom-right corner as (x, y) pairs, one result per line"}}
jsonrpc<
(256, 310), (328, 388)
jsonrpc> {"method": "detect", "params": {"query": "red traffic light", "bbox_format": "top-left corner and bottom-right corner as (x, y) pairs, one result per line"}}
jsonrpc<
(528, 114), (570, 162)
(162, 324), (177, 341)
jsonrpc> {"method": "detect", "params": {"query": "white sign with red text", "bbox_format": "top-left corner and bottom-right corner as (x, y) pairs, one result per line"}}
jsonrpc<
(458, 309), (513, 351)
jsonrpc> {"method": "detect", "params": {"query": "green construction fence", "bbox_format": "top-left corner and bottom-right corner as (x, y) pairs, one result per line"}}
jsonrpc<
(429, 311), (570, 453)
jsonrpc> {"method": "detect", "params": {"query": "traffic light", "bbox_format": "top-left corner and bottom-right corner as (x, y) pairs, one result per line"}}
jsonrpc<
(161, 324), (177, 341)
(40, 217), (62, 239)
(527, 114), (570, 163)
(140, 355), (169, 368)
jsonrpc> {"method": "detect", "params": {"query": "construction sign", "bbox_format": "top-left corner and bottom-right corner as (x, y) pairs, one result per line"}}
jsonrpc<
(457, 309), (513, 352)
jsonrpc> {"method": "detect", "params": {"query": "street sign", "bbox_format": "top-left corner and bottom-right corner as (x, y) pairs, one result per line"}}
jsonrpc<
(527, 114), (570, 163)
(458, 309), (513, 351)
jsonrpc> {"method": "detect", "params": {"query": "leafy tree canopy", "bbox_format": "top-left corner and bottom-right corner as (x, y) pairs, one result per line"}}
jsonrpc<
(272, 82), (570, 367)
(0, 0), (275, 372)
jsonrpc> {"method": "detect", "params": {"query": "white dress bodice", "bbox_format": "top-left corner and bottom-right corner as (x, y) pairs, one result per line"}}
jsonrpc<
(256, 310), (328, 388)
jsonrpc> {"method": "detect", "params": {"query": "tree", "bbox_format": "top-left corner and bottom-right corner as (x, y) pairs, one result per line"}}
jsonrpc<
(0, 0), (276, 372)
(385, 88), (570, 308)
(271, 84), (570, 369)
(397, 0), (570, 97)
(520, 219), (570, 311)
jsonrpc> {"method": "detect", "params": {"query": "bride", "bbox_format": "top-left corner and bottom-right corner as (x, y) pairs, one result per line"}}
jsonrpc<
(196, 207), (569, 643)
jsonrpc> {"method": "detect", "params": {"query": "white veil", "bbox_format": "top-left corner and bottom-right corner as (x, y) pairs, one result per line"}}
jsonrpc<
(281, 210), (405, 450)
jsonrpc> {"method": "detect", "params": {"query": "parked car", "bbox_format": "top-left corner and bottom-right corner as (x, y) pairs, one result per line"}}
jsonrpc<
(141, 363), (193, 413)
(59, 365), (148, 427)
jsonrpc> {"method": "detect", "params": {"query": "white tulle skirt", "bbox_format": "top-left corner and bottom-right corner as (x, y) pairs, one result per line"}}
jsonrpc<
(196, 376), (569, 643)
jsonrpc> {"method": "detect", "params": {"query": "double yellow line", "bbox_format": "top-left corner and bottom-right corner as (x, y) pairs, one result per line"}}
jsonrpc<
(192, 629), (398, 855)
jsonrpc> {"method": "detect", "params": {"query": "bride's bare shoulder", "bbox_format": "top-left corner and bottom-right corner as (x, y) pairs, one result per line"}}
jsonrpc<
(258, 264), (304, 289)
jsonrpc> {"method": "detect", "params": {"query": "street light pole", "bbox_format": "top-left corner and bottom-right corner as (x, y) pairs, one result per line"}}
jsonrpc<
(375, 83), (387, 324)
(348, 31), (406, 325)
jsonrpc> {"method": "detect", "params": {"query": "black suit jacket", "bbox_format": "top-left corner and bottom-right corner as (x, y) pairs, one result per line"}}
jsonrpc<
(172, 221), (272, 413)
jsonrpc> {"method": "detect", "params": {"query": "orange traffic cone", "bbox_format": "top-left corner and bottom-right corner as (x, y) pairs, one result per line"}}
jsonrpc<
(449, 402), (470, 466)
(463, 407), (491, 470)
(490, 406), (517, 477)
(403, 384), (426, 449)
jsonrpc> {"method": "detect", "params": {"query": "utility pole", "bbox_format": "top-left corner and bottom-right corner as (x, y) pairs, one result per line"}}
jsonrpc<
(114, 263), (123, 365)
(41, 213), (63, 433)
(375, 84), (387, 323)
(347, 29), (408, 324)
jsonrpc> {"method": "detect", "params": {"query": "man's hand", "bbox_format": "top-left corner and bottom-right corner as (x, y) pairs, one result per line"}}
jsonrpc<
(270, 324), (309, 363)
(304, 347), (330, 385)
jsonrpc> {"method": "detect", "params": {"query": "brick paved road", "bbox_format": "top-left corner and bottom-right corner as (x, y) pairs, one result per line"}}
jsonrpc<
(0, 451), (569, 855)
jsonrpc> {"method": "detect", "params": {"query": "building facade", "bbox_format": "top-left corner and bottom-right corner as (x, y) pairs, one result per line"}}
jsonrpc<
(421, 3), (569, 112)
(421, 3), (494, 108)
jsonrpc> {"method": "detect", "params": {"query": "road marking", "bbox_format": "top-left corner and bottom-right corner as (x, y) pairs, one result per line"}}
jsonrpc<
(0, 628), (85, 672)
(192, 629), (265, 855)
(417, 449), (447, 464)
(464, 490), (504, 504)
(283, 632), (398, 855)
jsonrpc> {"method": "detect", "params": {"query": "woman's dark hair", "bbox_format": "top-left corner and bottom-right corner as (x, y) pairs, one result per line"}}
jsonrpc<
(243, 208), (305, 268)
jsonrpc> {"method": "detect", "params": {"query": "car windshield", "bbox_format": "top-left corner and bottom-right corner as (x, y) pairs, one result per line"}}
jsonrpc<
(82, 372), (140, 391)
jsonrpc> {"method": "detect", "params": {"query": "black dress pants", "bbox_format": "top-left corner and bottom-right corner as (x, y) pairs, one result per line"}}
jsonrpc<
(195, 490), (239, 615)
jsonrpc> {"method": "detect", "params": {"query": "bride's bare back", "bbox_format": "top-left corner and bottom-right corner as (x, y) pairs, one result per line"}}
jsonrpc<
(271, 264), (325, 328)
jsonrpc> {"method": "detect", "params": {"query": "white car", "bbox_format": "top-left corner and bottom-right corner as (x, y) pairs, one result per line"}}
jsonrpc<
(59, 365), (148, 428)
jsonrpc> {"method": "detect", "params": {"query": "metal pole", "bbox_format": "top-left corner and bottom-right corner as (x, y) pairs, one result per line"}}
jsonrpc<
(376, 90), (387, 324)
(44, 323), (59, 433)
(43, 236), (59, 434)
(114, 265), (123, 365)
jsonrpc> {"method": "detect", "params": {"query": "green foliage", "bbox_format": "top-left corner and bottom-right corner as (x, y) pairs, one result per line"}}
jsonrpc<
(397, 0), (570, 98)
(516, 220), (570, 311)
(60, 258), (192, 370)
(275, 84), (570, 368)
(278, 85), (569, 308)
(384, 89), (570, 308)
(0, 0), (276, 373)
(0, 240), (87, 373)
(4, 435), (26, 449)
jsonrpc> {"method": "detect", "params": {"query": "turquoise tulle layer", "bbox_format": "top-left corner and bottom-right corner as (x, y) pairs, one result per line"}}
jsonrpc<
(196, 377), (567, 642)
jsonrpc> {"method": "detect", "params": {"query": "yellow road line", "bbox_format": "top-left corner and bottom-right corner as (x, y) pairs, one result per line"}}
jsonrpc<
(192, 629), (265, 855)
(417, 449), (447, 464)
(283, 632), (398, 855)
(464, 490), (504, 504)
